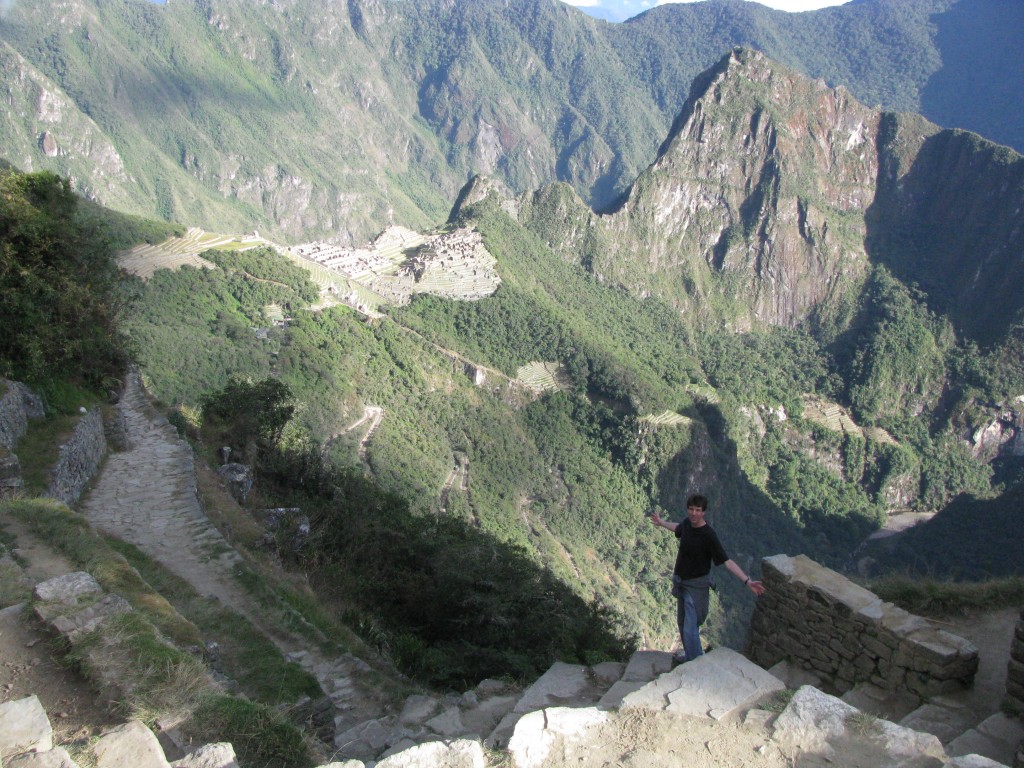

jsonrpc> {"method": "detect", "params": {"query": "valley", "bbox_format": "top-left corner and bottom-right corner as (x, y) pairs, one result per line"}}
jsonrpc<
(2, 2), (1024, 764)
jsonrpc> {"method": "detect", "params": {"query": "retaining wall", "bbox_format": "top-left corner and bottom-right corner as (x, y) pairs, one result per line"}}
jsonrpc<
(0, 379), (45, 450)
(46, 409), (106, 506)
(748, 554), (978, 697)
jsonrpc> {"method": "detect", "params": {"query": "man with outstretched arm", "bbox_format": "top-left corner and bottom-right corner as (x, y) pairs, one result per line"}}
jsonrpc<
(651, 494), (765, 665)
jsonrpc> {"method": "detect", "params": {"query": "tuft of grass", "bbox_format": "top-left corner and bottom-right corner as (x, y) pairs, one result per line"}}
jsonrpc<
(869, 575), (1024, 618)
(68, 611), (212, 725)
(181, 694), (312, 768)
(760, 688), (796, 714)
(3, 498), (202, 646)
(845, 710), (880, 737)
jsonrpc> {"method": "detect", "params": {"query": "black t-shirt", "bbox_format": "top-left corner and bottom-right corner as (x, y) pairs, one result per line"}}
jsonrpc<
(673, 520), (729, 579)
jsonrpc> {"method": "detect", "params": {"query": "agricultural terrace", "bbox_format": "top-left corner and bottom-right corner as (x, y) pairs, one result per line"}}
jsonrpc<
(803, 395), (897, 445)
(640, 411), (690, 426)
(516, 362), (570, 394)
(117, 228), (265, 278)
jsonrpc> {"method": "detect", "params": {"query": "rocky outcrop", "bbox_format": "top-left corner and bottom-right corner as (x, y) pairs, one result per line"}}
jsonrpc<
(749, 554), (979, 697)
(594, 48), (880, 329)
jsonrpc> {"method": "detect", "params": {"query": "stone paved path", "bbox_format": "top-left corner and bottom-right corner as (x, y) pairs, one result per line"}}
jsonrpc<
(79, 370), (248, 614)
(77, 371), (388, 740)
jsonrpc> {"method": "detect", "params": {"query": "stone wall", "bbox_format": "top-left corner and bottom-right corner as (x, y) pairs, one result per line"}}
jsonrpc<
(748, 554), (978, 697)
(0, 379), (46, 450)
(1007, 609), (1024, 713)
(46, 408), (106, 506)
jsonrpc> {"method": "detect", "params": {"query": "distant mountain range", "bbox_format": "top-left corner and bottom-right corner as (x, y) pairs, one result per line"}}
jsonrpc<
(0, 0), (1021, 244)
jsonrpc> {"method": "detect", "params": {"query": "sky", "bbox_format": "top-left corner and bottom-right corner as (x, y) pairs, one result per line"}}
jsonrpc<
(563, 0), (851, 23)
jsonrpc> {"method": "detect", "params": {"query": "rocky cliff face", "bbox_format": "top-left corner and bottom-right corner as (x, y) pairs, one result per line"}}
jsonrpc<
(605, 49), (880, 329)
(529, 48), (1024, 345)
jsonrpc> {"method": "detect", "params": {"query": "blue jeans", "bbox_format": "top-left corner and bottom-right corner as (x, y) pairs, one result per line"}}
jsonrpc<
(677, 590), (705, 661)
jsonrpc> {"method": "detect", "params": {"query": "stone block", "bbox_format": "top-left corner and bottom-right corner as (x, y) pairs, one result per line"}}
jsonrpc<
(48, 594), (133, 642)
(947, 714), (1024, 767)
(171, 743), (238, 767)
(662, 648), (786, 721)
(376, 739), (485, 768)
(0, 695), (53, 756)
(507, 708), (608, 768)
(773, 685), (945, 762)
(461, 695), (517, 738)
(619, 651), (672, 683)
(513, 662), (593, 714)
(425, 707), (465, 738)
(94, 721), (171, 768)
(399, 695), (440, 726)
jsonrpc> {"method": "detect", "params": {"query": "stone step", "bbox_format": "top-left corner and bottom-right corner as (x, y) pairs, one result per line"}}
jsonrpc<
(619, 647), (786, 721)
(946, 713), (1024, 766)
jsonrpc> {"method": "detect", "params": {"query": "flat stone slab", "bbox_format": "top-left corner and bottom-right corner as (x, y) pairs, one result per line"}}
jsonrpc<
(6, 748), (81, 767)
(620, 648), (784, 720)
(33, 572), (102, 603)
(171, 742), (238, 767)
(946, 714), (1024, 766)
(773, 685), (946, 762)
(620, 650), (673, 683)
(597, 680), (647, 709)
(900, 700), (978, 743)
(0, 695), (53, 756)
(94, 721), (171, 768)
(942, 755), (1011, 768)
(513, 662), (593, 714)
(46, 594), (133, 642)
(842, 682), (921, 722)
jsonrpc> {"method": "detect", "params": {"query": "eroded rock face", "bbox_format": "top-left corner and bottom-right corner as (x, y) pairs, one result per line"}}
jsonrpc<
(596, 48), (879, 329)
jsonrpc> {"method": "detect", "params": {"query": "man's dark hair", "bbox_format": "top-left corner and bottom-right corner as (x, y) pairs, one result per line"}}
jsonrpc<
(686, 494), (708, 511)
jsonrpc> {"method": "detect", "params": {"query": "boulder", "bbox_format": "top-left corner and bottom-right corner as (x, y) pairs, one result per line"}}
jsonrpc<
(773, 685), (945, 762)
(6, 748), (81, 767)
(33, 572), (103, 603)
(507, 707), (608, 768)
(216, 464), (253, 504)
(171, 743), (238, 767)
(376, 740), (485, 768)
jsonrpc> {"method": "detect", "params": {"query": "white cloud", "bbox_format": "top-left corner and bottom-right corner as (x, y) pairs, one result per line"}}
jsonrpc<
(563, 0), (603, 6)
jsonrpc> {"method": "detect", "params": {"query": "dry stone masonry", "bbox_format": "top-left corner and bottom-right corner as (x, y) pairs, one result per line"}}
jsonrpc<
(749, 554), (979, 697)
(45, 409), (106, 506)
(1007, 609), (1024, 714)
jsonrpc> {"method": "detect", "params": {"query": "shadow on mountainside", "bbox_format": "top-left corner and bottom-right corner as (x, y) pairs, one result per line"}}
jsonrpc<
(919, 0), (1024, 155)
(865, 115), (1024, 348)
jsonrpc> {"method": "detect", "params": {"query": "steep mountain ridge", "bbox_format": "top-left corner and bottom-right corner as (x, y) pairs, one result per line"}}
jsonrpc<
(520, 48), (1024, 350)
(1, 0), (1022, 242)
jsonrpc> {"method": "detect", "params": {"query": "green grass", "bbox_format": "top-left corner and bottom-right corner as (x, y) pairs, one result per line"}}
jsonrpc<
(181, 695), (312, 768)
(869, 575), (1024, 618)
(12, 414), (81, 494)
(3, 498), (202, 646)
(107, 539), (322, 704)
(67, 610), (212, 725)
